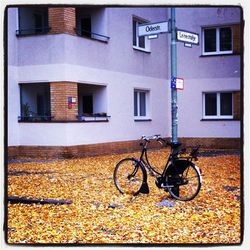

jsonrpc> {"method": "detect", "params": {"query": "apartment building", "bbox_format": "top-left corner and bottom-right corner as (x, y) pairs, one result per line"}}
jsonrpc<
(6, 6), (242, 158)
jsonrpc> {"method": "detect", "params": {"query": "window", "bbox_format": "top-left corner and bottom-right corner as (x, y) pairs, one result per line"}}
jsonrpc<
(17, 7), (50, 35)
(203, 92), (233, 119)
(19, 83), (51, 121)
(134, 90), (150, 119)
(202, 26), (232, 55)
(133, 18), (150, 52)
(75, 7), (109, 42)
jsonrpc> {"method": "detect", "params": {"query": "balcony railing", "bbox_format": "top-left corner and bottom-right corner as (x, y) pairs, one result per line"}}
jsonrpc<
(16, 27), (51, 36)
(18, 115), (54, 122)
(75, 28), (110, 43)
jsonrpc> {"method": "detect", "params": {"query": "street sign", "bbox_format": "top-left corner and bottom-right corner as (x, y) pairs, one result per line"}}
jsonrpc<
(184, 43), (192, 48)
(138, 21), (169, 37)
(171, 77), (184, 90)
(148, 34), (158, 39)
(177, 29), (199, 45)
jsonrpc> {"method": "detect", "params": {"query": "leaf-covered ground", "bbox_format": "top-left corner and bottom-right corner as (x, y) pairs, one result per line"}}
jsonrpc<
(7, 149), (242, 244)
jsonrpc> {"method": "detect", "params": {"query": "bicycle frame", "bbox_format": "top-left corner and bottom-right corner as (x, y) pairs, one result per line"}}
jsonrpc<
(138, 138), (196, 179)
(138, 140), (176, 177)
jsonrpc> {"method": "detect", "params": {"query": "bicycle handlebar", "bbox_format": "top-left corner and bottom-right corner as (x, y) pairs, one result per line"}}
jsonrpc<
(141, 135), (171, 146)
(141, 135), (183, 149)
(141, 134), (161, 141)
(140, 135), (200, 159)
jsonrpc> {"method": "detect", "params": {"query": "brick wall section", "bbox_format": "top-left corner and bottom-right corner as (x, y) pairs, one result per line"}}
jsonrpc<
(50, 82), (78, 121)
(48, 7), (76, 35)
(233, 91), (241, 120)
(232, 24), (241, 54)
(8, 137), (241, 159)
(179, 137), (240, 149)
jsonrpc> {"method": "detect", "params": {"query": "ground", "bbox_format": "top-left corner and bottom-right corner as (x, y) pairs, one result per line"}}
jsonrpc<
(7, 149), (242, 245)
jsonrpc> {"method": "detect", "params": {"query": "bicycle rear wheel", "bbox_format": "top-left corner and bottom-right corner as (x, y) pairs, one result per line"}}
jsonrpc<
(166, 162), (201, 201)
(114, 158), (145, 196)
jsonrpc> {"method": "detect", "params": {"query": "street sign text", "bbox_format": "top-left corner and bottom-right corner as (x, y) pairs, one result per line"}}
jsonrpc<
(177, 30), (199, 45)
(138, 21), (169, 37)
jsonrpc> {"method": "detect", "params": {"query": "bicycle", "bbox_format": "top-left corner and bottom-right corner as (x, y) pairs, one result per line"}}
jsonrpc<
(113, 135), (202, 201)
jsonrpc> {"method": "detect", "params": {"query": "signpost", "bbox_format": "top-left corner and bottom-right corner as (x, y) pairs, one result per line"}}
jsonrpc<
(137, 8), (199, 143)
(170, 8), (178, 144)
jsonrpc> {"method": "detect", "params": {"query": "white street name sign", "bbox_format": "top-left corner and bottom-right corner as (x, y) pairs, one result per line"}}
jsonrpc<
(177, 30), (199, 45)
(138, 21), (169, 37)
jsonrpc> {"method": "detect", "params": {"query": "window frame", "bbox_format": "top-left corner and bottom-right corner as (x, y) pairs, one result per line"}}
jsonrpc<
(132, 17), (151, 53)
(202, 92), (234, 120)
(202, 26), (233, 56)
(134, 89), (150, 120)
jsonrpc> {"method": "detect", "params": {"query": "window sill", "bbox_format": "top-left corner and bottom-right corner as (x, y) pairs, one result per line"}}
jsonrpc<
(134, 118), (152, 122)
(201, 118), (239, 121)
(200, 52), (240, 58)
(133, 46), (151, 54)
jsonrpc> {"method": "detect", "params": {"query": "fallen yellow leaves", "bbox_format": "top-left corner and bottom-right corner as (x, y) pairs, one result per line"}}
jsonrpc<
(7, 150), (241, 244)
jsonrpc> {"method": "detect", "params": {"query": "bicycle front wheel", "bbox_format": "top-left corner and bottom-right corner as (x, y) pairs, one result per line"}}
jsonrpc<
(114, 158), (144, 196)
(166, 162), (202, 201)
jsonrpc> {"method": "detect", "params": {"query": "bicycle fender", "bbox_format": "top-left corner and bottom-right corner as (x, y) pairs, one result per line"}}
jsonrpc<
(131, 158), (149, 194)
(194, 164), (203, 183)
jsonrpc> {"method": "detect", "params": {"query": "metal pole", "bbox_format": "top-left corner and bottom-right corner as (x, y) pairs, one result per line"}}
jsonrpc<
(170, 7), (178, 143)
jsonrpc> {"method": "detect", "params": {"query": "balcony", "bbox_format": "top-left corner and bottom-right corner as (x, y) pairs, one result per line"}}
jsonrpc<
(16, 7), (50, 36)
(75, 7), (109, 43)
(77, 83), (109, 122)
(19, 83), (51, 122)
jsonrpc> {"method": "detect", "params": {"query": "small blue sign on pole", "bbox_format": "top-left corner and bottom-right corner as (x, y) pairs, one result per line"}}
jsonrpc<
(171, 77), (177, 89)
(171, 77), (184, 90)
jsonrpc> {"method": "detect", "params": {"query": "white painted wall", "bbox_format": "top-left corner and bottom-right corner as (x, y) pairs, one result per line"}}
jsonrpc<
(177, 77), (240, 138)
(8, 66), (20, 146)
(7, 7), (241, 148)
(10, 64), (169, 146)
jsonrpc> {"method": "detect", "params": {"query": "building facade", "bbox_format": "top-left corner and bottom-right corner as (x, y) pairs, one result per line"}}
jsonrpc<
(7, 6), (242, 158)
